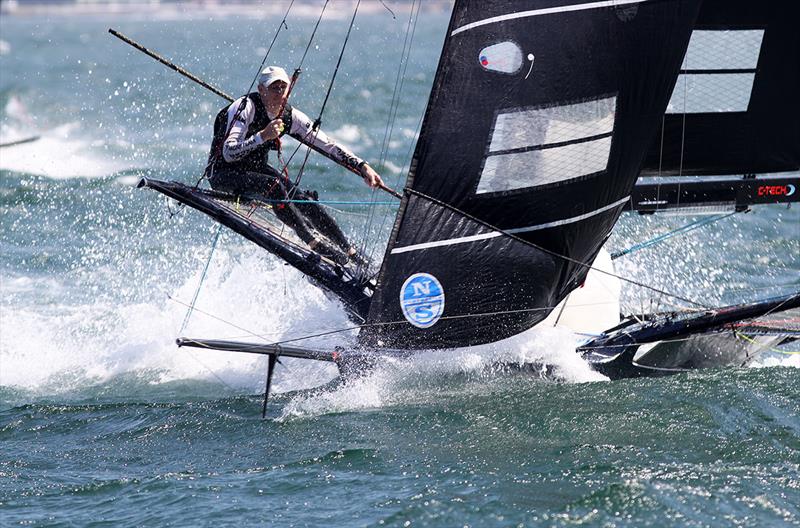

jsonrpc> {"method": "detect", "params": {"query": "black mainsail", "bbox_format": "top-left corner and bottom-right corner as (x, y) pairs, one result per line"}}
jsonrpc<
(631, 0), (800, 212)
(361, 0), (704, 349)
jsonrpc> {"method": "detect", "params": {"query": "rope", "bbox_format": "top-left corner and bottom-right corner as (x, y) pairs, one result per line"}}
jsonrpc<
(180, 225), (222, 333)
(357, 0), (421, 275)
(734, 330), (800, 356)
(283, 0), (362, 196)
(611, 211), (738, 260)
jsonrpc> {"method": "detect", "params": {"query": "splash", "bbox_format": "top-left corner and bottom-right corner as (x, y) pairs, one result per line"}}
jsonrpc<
(0, 250), (345, 394)
(748, 350), (800, 369)
(0, 122), (131, 179)
(0, 236), (611, 408)
(279, 326), (607, 420)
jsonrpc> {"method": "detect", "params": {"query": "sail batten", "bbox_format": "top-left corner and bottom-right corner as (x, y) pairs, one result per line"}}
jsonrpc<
(451, 0), (653, 36)
(391, 195), (632, 255)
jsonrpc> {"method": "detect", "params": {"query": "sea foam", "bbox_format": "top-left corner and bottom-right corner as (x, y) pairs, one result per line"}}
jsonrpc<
(0, 122), (131, 179)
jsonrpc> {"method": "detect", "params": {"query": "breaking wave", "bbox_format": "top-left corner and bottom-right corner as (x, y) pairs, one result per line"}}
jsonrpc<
(0, 122), (134, 179)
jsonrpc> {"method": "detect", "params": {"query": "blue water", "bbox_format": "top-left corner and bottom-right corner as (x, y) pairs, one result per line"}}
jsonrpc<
(1, 6), (799, 527)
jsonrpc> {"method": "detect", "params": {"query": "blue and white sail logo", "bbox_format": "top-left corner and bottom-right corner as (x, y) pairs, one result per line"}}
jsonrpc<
(400, 273), (445, 328)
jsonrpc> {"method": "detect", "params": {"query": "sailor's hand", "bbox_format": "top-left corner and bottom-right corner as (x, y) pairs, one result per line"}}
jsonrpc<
(259, 119), (284, 142)
(361, 163), (384, 189)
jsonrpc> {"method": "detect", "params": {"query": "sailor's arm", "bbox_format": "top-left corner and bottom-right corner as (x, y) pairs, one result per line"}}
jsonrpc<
(289, 109), (384, 189)
(359, 162), (383, 189)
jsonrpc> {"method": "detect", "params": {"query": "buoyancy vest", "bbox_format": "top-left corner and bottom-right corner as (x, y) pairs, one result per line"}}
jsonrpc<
(208, 93), (293, 174)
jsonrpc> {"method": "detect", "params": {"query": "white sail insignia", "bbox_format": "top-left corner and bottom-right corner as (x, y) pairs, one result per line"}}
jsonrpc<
(667, 30), (765, 114)
(477, 96), (617, 194)
(390, 196), (629, 255)
(478, 41), (523, 74)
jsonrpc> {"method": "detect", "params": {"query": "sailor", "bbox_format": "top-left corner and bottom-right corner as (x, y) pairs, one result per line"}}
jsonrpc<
(206, 66), (384, 266)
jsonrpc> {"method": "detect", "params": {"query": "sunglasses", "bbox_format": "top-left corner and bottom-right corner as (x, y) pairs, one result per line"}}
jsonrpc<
(267, 82), (288, 93)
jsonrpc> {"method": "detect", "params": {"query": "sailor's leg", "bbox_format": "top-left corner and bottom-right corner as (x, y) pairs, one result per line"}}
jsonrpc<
(294, 191), (371, 266)
(291, 189), (353, 252)
(209, 166), (318, 245)
(208, 167), (275, 196)
(266, 176), (350, 265)
(263, 177), (316, 244)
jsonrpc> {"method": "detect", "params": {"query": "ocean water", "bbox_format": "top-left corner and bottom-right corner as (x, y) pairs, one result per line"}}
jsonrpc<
(1, 6), (799, 527)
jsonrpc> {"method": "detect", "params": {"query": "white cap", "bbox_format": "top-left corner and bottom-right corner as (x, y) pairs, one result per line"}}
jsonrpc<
(258, 66), (290, 88)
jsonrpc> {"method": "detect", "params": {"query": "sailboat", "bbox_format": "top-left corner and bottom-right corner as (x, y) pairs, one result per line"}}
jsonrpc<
(138, 0), (799, 397)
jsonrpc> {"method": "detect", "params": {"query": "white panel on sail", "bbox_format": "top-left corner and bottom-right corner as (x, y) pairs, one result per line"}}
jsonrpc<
(479, 41), (523, 74)
(667, 30), (764, 114)
(477, 97), (616, 193)
(489, 97), (616, 153)
(478, 136), (612, 193)
(680, 30), (764, 70)
(667, 73), (756, 114)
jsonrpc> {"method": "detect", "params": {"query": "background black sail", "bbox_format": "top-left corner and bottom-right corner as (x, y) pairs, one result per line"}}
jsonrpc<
(362, 0), (703, 349)
(630, 0), (800, 213)
(642, 0), (800, 178)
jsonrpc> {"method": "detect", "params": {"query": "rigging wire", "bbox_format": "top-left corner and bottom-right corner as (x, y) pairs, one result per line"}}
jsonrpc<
(171, 296), (632, 343)
(297, 0), (331, 70)
(316, 0), (362, 128)
(169, 290), (800, 358)
(655, 114), (665, 210)
(281, 0), (362, 196)
(407, 188), (712, 310)
(183, 2), (296, 330)
(180, 225), (223, 334)
(246, 0), (297, 94)
(356, 0), (421, 275)
(610, 211), (738, 260)
(368, 14), (424, 270)
(676, 53), (690, 209)
(167, 296), (603, 346)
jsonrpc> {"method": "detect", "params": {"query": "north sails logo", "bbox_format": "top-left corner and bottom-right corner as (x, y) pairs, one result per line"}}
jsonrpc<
(400, 273), (445, 328)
